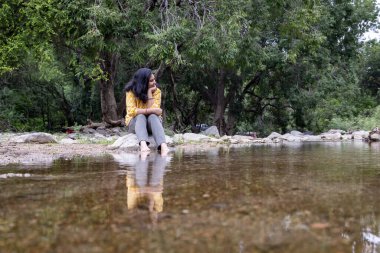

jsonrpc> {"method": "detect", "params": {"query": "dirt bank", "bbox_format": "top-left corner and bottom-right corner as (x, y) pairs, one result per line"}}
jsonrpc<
(0, 142), (112, 166)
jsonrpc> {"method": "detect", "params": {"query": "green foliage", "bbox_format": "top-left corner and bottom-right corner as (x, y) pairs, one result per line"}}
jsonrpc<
(0, 0), (379, 134)
(0, 86), (46, 132)
(360, 41), (380, 99)
(328, 105), (380, 131)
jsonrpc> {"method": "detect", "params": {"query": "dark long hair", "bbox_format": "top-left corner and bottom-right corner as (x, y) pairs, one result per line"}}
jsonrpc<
(124, 68), (152, 103)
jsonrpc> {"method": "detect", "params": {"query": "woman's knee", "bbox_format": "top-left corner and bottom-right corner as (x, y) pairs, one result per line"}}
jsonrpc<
(148, 114), (160, 122)
(136, 114), (147, 121)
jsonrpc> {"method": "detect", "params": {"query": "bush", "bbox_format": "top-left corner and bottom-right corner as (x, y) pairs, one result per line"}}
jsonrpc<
(328, 105), (380, 131)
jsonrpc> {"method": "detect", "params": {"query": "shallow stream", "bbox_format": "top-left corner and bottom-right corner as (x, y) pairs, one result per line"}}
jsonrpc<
(1, 142), (379, 253)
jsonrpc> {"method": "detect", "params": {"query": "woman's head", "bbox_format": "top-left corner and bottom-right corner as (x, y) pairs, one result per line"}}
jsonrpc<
(125, 68), (154, 102)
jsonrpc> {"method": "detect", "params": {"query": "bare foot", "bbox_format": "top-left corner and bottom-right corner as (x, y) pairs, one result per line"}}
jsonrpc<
(140, 141), (151, 153)
(140, 151), (149, 161)
(160, 143), (169, 156)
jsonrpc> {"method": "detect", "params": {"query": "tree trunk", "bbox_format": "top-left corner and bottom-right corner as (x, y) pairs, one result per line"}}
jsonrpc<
(213, 69), (227, 135)
(100, 52), (119, 124)
(117, 92), (126, 119)
(100, 79), (118, 123)
(226, 110), (236, 135)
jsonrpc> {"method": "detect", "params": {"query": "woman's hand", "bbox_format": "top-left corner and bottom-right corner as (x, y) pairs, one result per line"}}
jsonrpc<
(148, 85), (157, 93)
(148, 108), (162, 115)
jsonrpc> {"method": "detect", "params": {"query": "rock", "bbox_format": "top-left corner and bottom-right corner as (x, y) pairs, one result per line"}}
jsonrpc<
(165, 136), (174, 146)
(369, 128), (380, 142)
(320, 132), (342, 141)
(301, 135), (322, 142)
(108, 134), (173, 150)
(230, 138), (240, 144)
(173, 134), (184, 144)
(81, 127), (96, 134)
(290, 130), (304, 137)
(231, 135), (255, 143)
(111, 127), (121, 133)
(327, 129), (346, 134)
(108, 134), (136, 150)
(271, 138), (281, 143)
(59, 138), (78, 144)
(352, 130), (369, 140)
(68, 133), (77, 140)
(201, 126), (220, 138)
(208, 137), (224, 143)
(341, 134), (352, 140)
(96, 129), (108, 136)
(183, 133), (210, 143)
(220, 135), (230, 141)
(220, 135), (235, 143)
(280, 133), (302, 142)
(9, 132), (57, 144)
(94, 133), (107, 139)
(255, 138), (269, 143)
(369, 133), (380, 141)
(267, 132), (282, 140)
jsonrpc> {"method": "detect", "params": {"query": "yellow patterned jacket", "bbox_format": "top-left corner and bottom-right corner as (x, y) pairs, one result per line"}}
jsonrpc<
(125, 88), (162, 126)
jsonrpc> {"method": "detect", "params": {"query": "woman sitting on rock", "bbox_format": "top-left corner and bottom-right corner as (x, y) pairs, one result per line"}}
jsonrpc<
(124, 68), (169, 154)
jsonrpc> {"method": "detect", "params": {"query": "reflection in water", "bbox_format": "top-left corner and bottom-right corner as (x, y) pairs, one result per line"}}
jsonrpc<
(2, 143), (380, 253)
(362, 229), (380, 253)
(123, 153), (171, 225)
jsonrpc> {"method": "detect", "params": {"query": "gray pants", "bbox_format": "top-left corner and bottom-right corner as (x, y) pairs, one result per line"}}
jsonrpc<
(128, 114), (166, 148)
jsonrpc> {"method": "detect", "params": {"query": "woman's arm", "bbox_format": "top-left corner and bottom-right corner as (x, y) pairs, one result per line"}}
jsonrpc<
(127, 90), (162, 117)
(144, 88), (162, 115)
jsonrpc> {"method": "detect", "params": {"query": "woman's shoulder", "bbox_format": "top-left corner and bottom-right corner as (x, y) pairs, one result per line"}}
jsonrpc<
(154, 88), (161, 96)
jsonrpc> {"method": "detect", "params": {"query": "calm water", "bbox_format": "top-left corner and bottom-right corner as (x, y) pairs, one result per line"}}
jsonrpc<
(0, 142), (379, 253)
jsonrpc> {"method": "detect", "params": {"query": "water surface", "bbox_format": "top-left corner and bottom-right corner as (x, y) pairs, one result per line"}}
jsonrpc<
(1, 142), (379, 253)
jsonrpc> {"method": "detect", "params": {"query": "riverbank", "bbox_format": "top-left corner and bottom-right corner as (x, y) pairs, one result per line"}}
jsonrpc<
(0, 129), (373, 166)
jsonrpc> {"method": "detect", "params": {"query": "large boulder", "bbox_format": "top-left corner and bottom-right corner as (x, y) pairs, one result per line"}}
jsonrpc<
(201, 126), (220, 138)
(352, 130), (369, 140)
(9, 132), (57, 144)
(267, 132), (282, 140)
(108, 134), (173, 150)
(369, 133), (380, 141)
(280, 133), (302, 142)
(290, 130), (304, 137)
(369, 127), (380, 142)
